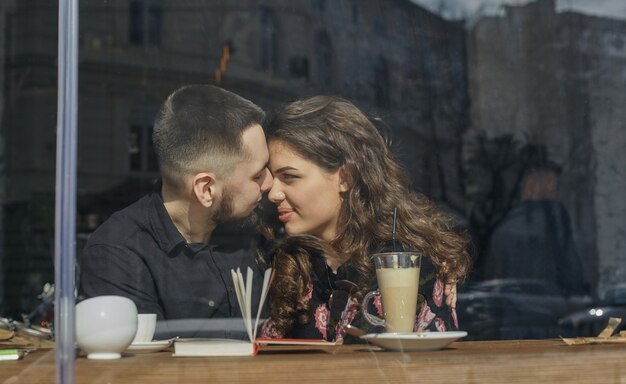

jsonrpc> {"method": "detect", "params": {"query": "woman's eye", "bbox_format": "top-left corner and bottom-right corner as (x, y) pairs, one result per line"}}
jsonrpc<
(282, 174), (297, 181)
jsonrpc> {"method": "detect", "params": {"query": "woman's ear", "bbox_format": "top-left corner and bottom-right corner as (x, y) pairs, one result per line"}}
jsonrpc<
(338, 166), (353, 192)
(192, 172), (218, 208)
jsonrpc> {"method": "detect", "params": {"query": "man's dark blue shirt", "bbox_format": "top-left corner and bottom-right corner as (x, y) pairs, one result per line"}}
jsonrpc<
(78, 191), (265, 339)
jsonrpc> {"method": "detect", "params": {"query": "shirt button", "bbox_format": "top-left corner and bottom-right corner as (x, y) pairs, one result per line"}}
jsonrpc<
(208, 300), (215, 307)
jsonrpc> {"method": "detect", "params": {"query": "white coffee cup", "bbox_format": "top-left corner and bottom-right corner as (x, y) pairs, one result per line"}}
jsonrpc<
(132, 313), (157, 343)
(75, 295), (138, 359)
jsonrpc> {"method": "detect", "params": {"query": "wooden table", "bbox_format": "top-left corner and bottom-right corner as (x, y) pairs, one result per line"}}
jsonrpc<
(1, 339), (625, 383)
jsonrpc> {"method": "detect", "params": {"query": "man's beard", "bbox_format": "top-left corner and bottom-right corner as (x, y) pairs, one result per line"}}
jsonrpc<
(212, 187), (257, 228)
(212, 188), (235, 223)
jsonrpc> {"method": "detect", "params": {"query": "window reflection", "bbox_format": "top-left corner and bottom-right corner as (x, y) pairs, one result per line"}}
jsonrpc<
(260, 7), (278, 73)
(0, 0), (625, 348)
(129, 0), (162, 49)
(314, 30), (334, 87)
(373, 55), (389, 107)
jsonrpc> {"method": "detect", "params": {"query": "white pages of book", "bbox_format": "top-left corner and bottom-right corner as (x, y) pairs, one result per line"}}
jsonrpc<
(172, 267), (272, 357)
(231, 266), (272, 342)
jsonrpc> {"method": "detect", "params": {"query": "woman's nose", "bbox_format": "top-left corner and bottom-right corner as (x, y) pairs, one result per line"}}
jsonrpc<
(268, 181), (285, 203)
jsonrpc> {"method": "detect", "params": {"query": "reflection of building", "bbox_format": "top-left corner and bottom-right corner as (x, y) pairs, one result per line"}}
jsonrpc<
(0, 1), (468, 316)
(467, 0), (626, 294)
(0, 0), (9, 311)
(2, 0), (468, 207)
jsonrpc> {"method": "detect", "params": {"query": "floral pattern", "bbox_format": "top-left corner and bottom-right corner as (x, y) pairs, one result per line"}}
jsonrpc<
(261, 318), (283, 338)
(314, 304), (329, 340)
(434, 317), (447, 332)
(433, 277), (444, 307)
(304, 283), (314, 301)
(414, 301), (436, 331)
(451, 308), (459, 329)
(373, 294), (383, 317)
(335, 298), (359, 341)
(296, 283), (314, 310)
(263, 248), (459, 342)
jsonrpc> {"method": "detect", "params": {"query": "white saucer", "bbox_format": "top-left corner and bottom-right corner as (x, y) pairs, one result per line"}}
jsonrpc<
(360, 331), (467, 351)
(126, 338), (176, 353)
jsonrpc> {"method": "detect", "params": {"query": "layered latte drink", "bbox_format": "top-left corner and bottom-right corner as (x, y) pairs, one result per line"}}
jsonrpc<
(362, 252), (422, 333)
(377, 266), (420, 333)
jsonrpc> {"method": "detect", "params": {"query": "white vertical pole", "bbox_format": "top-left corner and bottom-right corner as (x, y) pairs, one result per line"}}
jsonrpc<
(55, 0), (78, 383)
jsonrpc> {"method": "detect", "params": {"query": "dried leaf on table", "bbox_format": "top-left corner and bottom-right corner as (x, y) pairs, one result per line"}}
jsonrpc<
(562, 317), (625, 346)
(597, 317), (621, 338)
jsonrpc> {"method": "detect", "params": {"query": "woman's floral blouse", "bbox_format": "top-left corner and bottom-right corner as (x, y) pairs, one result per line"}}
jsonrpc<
(262, 249), (458, 343)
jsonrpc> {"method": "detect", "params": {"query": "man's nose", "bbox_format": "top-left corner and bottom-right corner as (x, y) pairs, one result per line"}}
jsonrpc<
(260, 169), (273, 193)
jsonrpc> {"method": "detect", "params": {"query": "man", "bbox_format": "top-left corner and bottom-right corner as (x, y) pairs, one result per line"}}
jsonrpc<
(79, 85), (272, 336)
(485, 164), (586, 295)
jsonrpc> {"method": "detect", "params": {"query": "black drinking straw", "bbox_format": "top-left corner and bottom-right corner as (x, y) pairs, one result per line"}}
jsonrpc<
(392, 208), (398, 252)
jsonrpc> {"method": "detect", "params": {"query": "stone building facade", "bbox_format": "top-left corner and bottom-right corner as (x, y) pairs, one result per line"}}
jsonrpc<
(2, 0), (468, 208)
(467, 0), (626, 294)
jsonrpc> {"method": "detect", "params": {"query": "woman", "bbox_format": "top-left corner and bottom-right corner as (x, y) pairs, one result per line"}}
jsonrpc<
(260, 96), (470, 342)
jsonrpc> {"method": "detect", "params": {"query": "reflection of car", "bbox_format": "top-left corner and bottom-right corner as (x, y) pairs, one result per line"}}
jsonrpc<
(457, 278), (590, 340)
(558, 284), (626, 337)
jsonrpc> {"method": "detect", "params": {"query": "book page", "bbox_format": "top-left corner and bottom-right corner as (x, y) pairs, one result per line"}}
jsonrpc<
(253, 268), (272, 340)
(230, 267), (273, 343)
(230, 269), (245, 323)
(232, 268), (252, 341)
(245, 267), (253, 340)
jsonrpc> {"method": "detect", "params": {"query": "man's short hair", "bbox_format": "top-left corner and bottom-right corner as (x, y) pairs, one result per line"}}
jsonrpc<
(152, 84), (265, 189)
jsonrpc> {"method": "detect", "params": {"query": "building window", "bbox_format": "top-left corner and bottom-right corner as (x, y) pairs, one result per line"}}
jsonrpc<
(313, 0), (326, 12)
(315, 31), (334, 86)
(129, 0), (162, 48)
(373, 55), (390, 107)
(129, 125), (158, 173)
(260, 7), (278, 73)
(289, 56), (309, 79)
(352, 1), (359, 25)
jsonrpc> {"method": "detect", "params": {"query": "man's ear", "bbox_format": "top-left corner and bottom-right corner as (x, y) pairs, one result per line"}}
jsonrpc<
(192, 172), (218, 208)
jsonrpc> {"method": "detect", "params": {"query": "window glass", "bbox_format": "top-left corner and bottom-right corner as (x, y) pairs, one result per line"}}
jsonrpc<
(1, 0), (626, 379)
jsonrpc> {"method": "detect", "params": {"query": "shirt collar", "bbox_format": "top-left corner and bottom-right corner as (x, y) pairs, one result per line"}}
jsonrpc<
(147, 189), (202, 256)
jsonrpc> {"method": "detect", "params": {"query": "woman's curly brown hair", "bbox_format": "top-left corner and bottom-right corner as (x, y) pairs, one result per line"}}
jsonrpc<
(261, 235), (334, 334)
(261, 96), (471, 336)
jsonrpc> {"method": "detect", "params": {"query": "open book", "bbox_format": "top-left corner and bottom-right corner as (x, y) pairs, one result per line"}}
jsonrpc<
(173, 267), (272, 357)
(173, 267), (341, 357)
